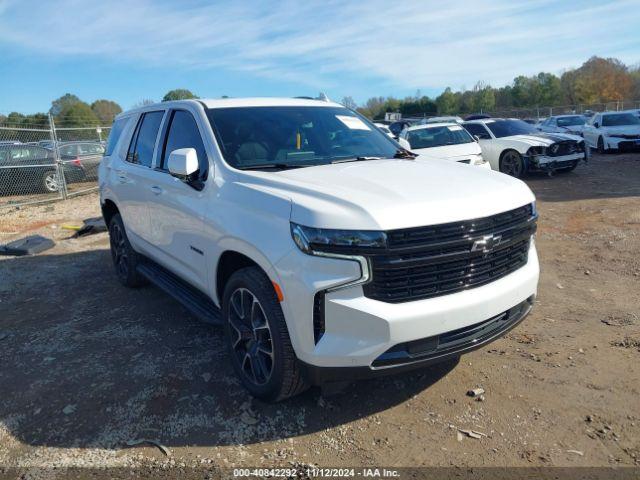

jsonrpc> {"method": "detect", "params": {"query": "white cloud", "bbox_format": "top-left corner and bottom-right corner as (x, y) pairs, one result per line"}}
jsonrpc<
(0, 0), (639, 93)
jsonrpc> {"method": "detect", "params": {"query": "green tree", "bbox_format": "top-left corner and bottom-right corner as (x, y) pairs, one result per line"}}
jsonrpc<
(56, 102), (99, 127)
(91, 99), (122, 124)
(340, 96), (358, 110)
(50, 93), (81, 116)
(435, 87), (459, 114)
(162, 89), (198, 102)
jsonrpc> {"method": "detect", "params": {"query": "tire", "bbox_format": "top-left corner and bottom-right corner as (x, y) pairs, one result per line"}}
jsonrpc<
(555, 161), (578, 173)
(108, 213), (147, 288)
(222, 267), (308, 402)
(597, 136), (606, 154)
(499, 150), (527, 178)
(41, 170), (61, 193)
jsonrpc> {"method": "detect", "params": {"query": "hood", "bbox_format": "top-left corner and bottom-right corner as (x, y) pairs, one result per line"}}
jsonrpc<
(602, 125), (640, 135)
(412, 142), (481, 161)
(507, 132), (583, 146)
(244, 159), (535, 231)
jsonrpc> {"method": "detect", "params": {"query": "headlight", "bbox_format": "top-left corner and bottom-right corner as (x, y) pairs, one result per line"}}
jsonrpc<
(290, 223), (387, 255)
(531, 201), (537, 217)
(527, 146), (546, 156)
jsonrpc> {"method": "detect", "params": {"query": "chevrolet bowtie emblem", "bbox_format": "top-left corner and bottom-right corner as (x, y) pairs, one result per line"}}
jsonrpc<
(471, 234), (503, 254)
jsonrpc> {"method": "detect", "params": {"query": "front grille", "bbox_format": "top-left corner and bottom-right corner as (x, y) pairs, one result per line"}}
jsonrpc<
(362, 205), (536, 303)
(548, 141), (581, 156)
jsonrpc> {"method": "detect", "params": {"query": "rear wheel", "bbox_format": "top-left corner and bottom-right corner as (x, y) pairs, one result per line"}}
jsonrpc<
(222, 267), (308, 402)
(499, 150), (527, 178)
(108, 213), (147, 288)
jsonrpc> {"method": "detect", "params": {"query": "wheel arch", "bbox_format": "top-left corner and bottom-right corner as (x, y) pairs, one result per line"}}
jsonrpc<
(101, 198), (120, 227)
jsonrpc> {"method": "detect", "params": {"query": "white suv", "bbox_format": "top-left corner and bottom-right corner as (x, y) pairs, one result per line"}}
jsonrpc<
(99, 98), (539, 401)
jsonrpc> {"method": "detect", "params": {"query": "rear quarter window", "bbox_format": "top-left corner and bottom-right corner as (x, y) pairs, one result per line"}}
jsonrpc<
(105, 117), (131, 156)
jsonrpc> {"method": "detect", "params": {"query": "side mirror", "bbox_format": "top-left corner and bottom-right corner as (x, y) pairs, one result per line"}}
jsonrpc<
(594, 122), (599, 128)
(473, 135), (480, 142)
(397, 137), (411, 150)
(168, 148), (199, 181)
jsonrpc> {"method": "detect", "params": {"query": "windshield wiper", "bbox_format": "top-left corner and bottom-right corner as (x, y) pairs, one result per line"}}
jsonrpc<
(331, 156), (383, 164)
(393, 148), (417, 159)
(237, 163), (313, 171)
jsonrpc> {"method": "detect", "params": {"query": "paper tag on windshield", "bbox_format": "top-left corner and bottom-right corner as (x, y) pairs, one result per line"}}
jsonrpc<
(336, 115), (370, 131)
(448, 125), (463, 131)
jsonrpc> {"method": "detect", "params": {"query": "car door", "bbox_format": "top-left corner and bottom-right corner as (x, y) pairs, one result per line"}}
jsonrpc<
(115, 110), (165, 247)
(462, 123), (498, 168)
(142, 108), (209, 291)
(583, 114), (600, 148)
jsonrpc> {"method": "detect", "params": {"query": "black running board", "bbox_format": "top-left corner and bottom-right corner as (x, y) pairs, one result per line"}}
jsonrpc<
(137, 260), (222, 325)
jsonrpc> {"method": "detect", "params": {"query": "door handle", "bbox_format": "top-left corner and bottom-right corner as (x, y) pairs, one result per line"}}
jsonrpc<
(115, 169), (128, 182)
(150, 185), (163, 195)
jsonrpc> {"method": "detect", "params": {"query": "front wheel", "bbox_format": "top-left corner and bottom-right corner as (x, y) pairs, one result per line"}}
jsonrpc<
(499, 150), (527, 178)
(41, 170), (61, 193)
(597, 136), (606, 154)
(222, 267), (308, 402)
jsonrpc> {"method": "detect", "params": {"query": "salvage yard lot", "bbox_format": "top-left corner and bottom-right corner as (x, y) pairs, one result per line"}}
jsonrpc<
(0, 152), (639, 472)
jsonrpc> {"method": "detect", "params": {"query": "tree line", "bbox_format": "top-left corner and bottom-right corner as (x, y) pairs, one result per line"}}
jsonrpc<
(2, 56), (639, 128)
(0, 89), (199, 128)
(350, 56), (640, 119)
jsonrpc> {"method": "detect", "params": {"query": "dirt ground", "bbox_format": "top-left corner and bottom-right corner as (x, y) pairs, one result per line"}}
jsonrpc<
(1, 153), (639, 476)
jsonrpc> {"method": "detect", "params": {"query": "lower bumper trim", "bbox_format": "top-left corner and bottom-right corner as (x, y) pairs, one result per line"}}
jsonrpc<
(299, 295), (534, 385)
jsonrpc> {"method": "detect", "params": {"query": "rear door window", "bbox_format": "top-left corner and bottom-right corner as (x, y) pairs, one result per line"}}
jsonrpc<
(126, 111), (164, 167)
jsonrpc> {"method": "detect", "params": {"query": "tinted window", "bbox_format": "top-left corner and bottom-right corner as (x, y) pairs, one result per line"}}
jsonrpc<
(206, 106), (399, 169)
(58, 144), (77, 157)
(105, 116), (130, 156)
(602, 113), (640, 127)
(463, 123), (491, 139)
(78, 143), (104, 155)
(556, 116), (586, 127)
(485, 120), (537, 138)
(160, 110), (207, 172)
(127, 111), (164, 167)
(407, 125), (473, 149)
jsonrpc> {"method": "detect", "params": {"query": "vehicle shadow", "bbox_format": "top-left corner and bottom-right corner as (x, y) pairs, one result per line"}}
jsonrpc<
(522, 152), (640, 202)
(0, 248), (457, 450)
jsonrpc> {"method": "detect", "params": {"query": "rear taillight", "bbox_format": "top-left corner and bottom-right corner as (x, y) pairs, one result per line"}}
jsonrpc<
(72, 157), (82, 166)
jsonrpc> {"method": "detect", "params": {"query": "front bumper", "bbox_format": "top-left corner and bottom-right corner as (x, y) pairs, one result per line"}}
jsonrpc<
(606, 136), (640, 151)
(301, 295), (534, 384)
(275, 240), (539, 373)
(527, 152), (586, 172)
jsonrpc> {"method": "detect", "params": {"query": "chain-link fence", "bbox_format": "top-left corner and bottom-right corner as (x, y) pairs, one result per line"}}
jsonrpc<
(485, 100), (640, 120)
(0, 116), (110, 208)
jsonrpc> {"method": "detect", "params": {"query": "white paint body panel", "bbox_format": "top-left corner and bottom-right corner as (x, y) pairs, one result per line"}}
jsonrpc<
(100, 98), (539, 369)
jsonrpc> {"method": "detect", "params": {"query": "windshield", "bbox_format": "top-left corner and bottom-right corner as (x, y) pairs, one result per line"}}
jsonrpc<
(206, 106), (399, 169)
(602, 113), (640, 127)
(485, 119), (538, 138)
(407, 125), (473, 149)
(557, 116), (586, 127)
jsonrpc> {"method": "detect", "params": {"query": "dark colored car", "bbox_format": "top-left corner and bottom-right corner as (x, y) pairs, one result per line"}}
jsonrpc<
(57, 142), (105, 180)
(0, 144), (85, 194)
(464, 114), (492, 121)
(388, 120), (413, 138)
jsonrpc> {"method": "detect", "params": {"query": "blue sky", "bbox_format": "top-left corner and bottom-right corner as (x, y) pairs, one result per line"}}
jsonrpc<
(1, 0), (639, 114)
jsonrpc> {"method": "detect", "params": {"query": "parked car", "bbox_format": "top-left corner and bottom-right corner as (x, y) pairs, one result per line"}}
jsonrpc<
(373, 122), (394, 138)
(100, 98), (539, 401)
(0, 144), (85, 193)
(388, 120), (412, 139)
(537, 115), (587, 136)
(464, 114), (491, 121)
(623, 109), (640, 120)
(462, 118), (587, 178)
(420, 116), (464, 125)
(57, 141), (105, 179)
(398, 123), (489, 168)
(582, 111), (640, 153)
